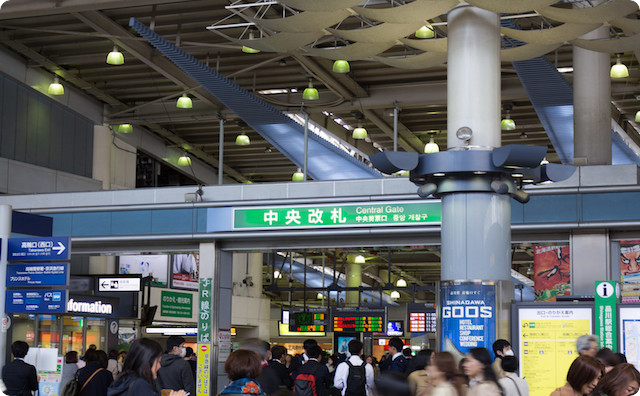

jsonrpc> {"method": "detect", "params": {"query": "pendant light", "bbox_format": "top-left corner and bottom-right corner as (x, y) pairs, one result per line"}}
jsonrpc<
(332, 60), (350, 73)
(352, 125), (367, 140)
(354, 255), (366, 264)
(242, 31), (260, 54)
(396, 278), (407, 287)
(176, 94), (192, 109)
(292, 168), (304, 182)
(106, 46), (125, 65)
(302, 80), (319, 101)
(501, 104), (516, 131)
(48, 77), (64, 95)
(178, 153), (191, 166)
(610, 54), (629, 78)
(415, 25), (434, 39)
(117, 124), (133, 133)
(390, 290), (401, 299)
(235, 133), (250, 146)
(424, 131), (439, 153)
(317, 292), (325, 300)
(636, 111), (640, 123)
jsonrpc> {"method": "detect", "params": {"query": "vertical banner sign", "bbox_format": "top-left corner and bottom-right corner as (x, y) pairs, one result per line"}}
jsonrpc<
(595, 281), (618, 351)
(440, 282), (496, 355)
(198, 278), (212, 343)
(196, 344), (211, 396)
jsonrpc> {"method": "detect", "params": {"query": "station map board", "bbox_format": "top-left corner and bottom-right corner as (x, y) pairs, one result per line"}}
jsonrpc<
(619, 305), (640, 370)
(288, 308), (329, 332)
(332, 307), (386, 332)
(406, 302), (437, 333)
(515, 305), (592, 396)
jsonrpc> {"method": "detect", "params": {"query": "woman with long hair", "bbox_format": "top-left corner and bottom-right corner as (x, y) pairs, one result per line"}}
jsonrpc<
(427, 352), (466, 396)
(107, 338), (187, 396)
(592, 363), (640, 396)
(462, 348), (501, 396)
(549, 355), (603, 396)
(219, 349), (265, 396)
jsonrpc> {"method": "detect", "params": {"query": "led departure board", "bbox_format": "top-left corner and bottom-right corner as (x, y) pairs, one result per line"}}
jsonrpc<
(331, 307), (386, 332)
(407, 302), (437, 333)
(288, 308), (329, 332)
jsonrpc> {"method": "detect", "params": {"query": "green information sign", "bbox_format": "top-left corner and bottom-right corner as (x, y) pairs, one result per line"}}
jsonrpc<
(595, 280), (618, 351)
(198, 278), (212, 343)
(233, 201), (441, 230)
(161, 290), (193, 318)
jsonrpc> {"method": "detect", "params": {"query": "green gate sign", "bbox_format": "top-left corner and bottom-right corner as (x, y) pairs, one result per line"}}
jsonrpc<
(161, 290), (193, 318)
(233, 201), (441, 230)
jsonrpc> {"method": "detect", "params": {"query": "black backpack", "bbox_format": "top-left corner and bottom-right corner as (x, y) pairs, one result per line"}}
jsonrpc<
(344, 361), (366, 396)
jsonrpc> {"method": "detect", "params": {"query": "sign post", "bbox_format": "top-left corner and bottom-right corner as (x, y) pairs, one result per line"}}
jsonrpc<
(595, 280), (618, 351)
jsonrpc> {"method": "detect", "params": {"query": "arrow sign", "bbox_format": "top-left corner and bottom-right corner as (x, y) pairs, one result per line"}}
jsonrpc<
(98, 277), (141, 292)
(101, 281), (110, 289)
(8, 237), (70, 261)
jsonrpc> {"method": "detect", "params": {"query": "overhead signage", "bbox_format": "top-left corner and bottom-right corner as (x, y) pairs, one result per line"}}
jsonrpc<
(619, 306), (640, 370)
(595, 281), (618, 351)
(407, 302), (437, 333)
(98, 277), (141, 292)
(279, 322), (326, 337)
(8, 237), (70, 261)
(289, 308), (329, 332)
(67, 298), (113, 315)
(440, 282), (496, 355)
(233, 201), (441, 230)
(518, 306), (592, 396)
(161, 290), (193, 318)
(198, 278), (212, 343)
(332, 307), (386, 332)
(6, 290), (66, 313)
(7, 263), (68, 287)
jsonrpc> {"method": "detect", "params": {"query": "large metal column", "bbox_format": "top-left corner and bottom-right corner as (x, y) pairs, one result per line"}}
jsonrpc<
(0, 205), (11, 366)
(442, 5), (511, 282)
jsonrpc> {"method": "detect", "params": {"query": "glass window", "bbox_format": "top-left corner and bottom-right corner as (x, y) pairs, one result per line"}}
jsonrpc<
(62, 316), (84, 355)
(86, 317), (106, 351)
(38, 315), (61, 349)
(11, 314), (36, 347)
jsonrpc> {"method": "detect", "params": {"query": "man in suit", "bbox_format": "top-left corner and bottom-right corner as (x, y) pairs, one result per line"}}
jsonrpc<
(2, 340), (38, 396)
(379, 337), (408, 373)
(269, 345), (293, 390)
(294, 345), (331, 396)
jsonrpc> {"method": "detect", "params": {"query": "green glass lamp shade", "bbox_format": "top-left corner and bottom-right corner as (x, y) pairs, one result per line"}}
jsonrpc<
(354, 255), (366, 264)
(302, 87), (319, 101)
(177, 155), (191, 166)
(235, 133), (251, 146)
(390, 290), (400, 299)
(610, 62), (629, 78)
(396, 278), (407, 287)
(48, 78), (64, 95)
(292, 168), (304, 182)
(332, 60), (350, 73)
(106, 47), (125, 65)
(352, 126), (367, 139)
(415, 25), (435, 39)
(117, 124), (133, 133)
(424, 137), (439, 153)
(501, 118), (516, 131)
(636, 111), (640, 123)
(242, 46), (260, 54)
(176, 94), (193, 109)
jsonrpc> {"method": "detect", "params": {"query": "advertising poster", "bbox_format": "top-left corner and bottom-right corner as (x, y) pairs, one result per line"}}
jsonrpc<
(171, 253), (199, 290)
(619, 306), (640, 370)
(518, 307), (592, 396)
(118, 254), (168, 287)
(620, 241), (640, 303)
(534, 246), (571, 301)
(440, 282), (496, 359)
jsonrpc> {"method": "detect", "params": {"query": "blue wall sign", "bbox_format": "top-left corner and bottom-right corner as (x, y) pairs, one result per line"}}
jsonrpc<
(440, 282), (496, 355)
(5, 290), (67, 313)
(6, 263), (68, 287)
(8, 237), (70, 261)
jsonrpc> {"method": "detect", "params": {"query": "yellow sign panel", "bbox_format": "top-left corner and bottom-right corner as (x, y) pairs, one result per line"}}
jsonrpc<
(519, 308), (592, 396)
(197, 344), (211, 396)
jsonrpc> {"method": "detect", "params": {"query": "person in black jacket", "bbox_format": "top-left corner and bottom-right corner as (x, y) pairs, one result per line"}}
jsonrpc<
(156, 335), (195, 396)
(269, 345), (293, 390)
(294, 345), (331, 396)
(108, 338), (187, 396)
(77, 349), (114, 396)
(379, 338), (408, 374)
(2, 341), (38, 396)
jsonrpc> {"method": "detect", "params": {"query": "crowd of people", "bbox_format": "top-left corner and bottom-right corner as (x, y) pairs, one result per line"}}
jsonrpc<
(0, 333), (638, 396)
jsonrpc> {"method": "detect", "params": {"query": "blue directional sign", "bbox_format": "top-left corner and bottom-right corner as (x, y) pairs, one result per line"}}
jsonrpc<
(5, 290), (67, 313)
(8, 237), (70, 261)
(7, 263), (69, 287)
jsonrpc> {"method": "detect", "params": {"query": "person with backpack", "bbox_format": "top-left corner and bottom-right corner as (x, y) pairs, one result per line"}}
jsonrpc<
(294, 345), (331, 396)
(333, 340), (374, 396)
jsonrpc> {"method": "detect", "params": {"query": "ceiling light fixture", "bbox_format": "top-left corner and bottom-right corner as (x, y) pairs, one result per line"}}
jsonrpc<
(316, 292), (324, 300)
(424, 131), (439, 153)
(396, 278), (407, 287)
(332, 60), (350, 73)
(178, 153), (191, 166)
(302, 80), (319, 101)
(610, 54), (629, 78)
(352, 124), (367, 140)
(415, 25), (435, 39)
(501, 104), (516, 131)
(241, 31), (260, 54)
(292, 168), (304, 182)
(117, 124), (133, 134)
(235, 133), (250, 146)
(48, 77), (64, 96)
(273, 270), (282, 279)
(176, 94), (192, 109)
(636, 110), (640, 122)
(106, 46), (125, 65)
(390, 290), (401, 299)
(354, 255), (366, 264)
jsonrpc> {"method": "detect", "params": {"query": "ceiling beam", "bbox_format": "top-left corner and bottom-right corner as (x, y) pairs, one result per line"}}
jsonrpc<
(363, 109), (424, 153)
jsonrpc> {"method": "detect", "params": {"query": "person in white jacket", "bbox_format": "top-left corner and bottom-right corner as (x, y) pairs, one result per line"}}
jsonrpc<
(333, 340), (374, 396)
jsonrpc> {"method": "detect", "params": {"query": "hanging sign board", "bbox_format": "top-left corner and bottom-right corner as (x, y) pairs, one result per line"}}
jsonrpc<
(6, 290), (67, 313)
(8, 237), (70, 261)
(6, 263), (68, 287)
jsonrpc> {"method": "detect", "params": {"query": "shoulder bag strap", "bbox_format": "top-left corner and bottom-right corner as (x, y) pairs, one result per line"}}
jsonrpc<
(506, 376), (522, 396)
(80, 368), (105, 393)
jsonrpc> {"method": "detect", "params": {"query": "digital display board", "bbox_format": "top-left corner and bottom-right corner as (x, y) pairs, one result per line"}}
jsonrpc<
(288, 308), (329, 332)
(332, 307), (386, 332)
(407, 302), (437, 333)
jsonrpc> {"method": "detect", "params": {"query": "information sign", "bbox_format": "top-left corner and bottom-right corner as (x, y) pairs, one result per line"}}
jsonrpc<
(518, 306), (592, 396)
(440, 282), (496, 354)
(406, 302), (437, 333)
(8, 237), (70, 261)
(289, 308), (329, 332)
(6, 290), (66, 313)
(198, 278), (212, 343)
(160, 291), (193, 318)
(332, 307), (385, 332)
(219, 330), (231, 361)
(595, 281), (618, 351)
(233, 201), (441, 230)
(618, 306), (640, 370)
(6, 263), (68, 287)
(98, 277), (141, 292)
(196, 344), (211, 396)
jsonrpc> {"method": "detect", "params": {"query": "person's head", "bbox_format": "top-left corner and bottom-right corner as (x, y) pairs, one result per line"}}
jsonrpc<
(463, 348), (497, 383)
(365, 356), (373, 365)
(224, 349), (262, 381)
(428, 352), (458, 381)
(307, 345), (322, 360)
(11, 341), (29, 359)
(566, 355), (604, 395)
(388, 337), (404, 355)
(402, 348), (412, 358)
(303, 339), (318, 353)
(96, 350), (109, 368)
(185, 347), (194, 359)
(109, 349), (118, 360)
(576, 335), (599, 357)
(285, 354), (292, 364)
(166, 335), (186, 357)
(596, 348), (626, 373)
(500, 356), (518, 374)
(271, 345), (287, 362)
(348, 339), (363, 356)
(492, 339), (512, 358)
(121, 338), (164, 386)
(65, 350), (78, 364)
(83, 348), (99, 363)
(88, 344), (97, 350)
(411, 350), (432, 372)
(593, 363), (640, 396)
(242, 338), (270, 361)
